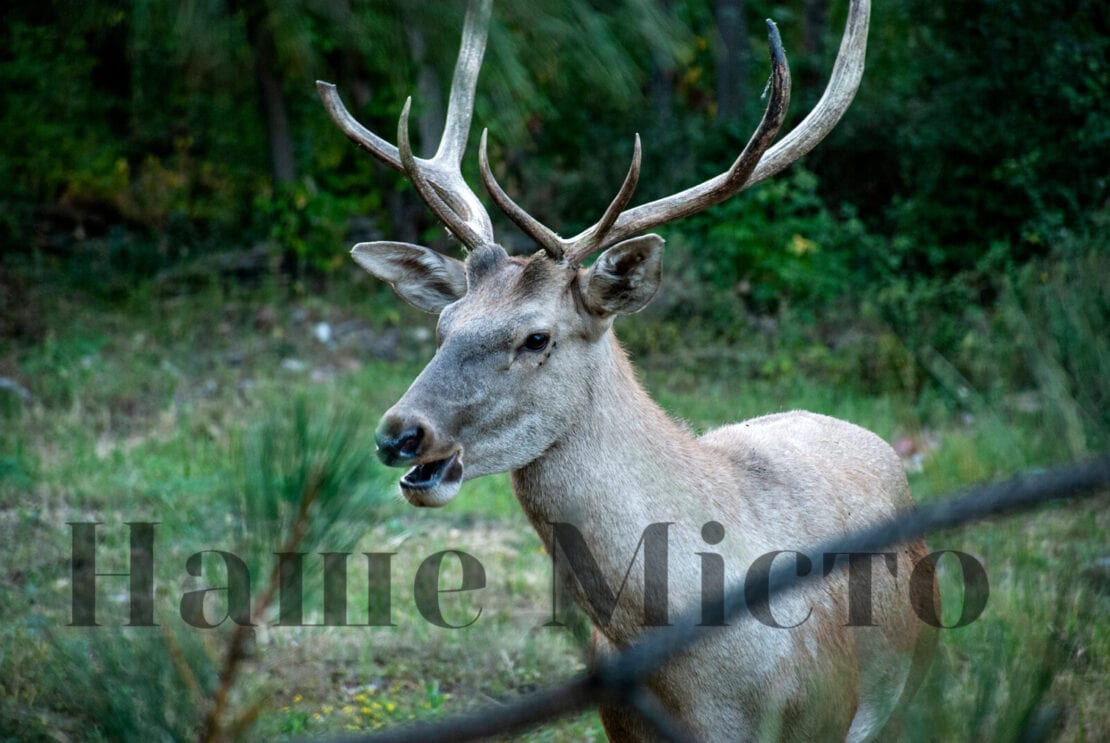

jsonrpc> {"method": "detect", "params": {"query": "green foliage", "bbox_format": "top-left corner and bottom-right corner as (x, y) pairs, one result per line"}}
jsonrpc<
(996, 242), (1110, 455)
(0, 13), (123, 241)
(0, 387), (392, 740)
(871, 217), (1109, 439)
(254, 181), (366, 272)
(838, 0), (1110, 271)
(4, 0), (1103, 313)
(1, 4), (1107, 734)
(904, 570), (1097, 743)
(230, 394), (391, 571)
(675, 167), (883, 312)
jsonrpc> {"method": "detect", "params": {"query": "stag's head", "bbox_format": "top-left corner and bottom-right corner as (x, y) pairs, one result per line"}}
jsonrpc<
(317, 0), (869, 506)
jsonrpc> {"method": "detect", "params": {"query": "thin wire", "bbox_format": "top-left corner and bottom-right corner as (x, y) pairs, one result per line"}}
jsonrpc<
(307, 455), (1110, 743)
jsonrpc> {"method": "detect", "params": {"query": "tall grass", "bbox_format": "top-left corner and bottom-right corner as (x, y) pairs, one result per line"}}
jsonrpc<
(0, 395), (392, 741)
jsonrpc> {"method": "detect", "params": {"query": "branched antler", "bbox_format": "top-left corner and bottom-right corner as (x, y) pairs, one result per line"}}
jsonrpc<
(319, 0), (871, 266)
(316, 0), (495, 250)
(480, 1), (870, 265)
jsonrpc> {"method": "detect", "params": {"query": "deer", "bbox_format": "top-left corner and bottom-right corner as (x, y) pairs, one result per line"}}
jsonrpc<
(317, 0), (937, 740)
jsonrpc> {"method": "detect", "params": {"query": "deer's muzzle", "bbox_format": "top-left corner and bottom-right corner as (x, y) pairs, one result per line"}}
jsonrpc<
(375, 418), (427, 467)
(376, 414), (464, 507)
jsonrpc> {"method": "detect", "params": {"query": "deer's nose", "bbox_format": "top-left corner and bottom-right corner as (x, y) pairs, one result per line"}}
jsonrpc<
(375, 417), (427, 467)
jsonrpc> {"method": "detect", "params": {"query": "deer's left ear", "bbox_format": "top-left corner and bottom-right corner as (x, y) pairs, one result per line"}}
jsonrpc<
(351, 241), (467, 314)
(582, 234), (664, 316)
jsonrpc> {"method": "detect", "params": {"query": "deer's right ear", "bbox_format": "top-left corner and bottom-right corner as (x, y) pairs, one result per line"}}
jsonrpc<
(351, 242), (467, 314)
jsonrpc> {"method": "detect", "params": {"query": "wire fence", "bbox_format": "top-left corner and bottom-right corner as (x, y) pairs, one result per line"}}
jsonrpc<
(307, 456), (1110, 743)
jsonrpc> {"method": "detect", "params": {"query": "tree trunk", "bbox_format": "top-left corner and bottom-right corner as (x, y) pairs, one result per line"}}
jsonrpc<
(256, 64), (297, 185)
(241, 0), (297, 185)
(714, 0), (746, 123)
(648, 0), (681, 196)
(404, 22), (445, 157)
(802, 0), (828, 96)
(401, 15), (447, 248)
(234, 0), (298, 277)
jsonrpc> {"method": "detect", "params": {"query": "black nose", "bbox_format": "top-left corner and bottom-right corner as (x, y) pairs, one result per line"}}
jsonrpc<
(375, 420), (425, 467)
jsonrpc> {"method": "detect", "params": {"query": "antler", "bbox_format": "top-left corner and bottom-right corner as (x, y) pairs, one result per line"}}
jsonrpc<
(481, 0), (870, 265)
(316, 0), (494, 250)
(479, 132), (642, 262)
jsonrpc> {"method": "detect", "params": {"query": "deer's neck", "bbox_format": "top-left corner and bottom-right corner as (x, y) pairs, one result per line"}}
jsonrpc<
(509, 332), (762, 643)
(511, 331), (718, 544)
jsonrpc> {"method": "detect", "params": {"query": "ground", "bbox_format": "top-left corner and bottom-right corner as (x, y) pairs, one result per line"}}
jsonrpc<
(1, 278), (1106, 742)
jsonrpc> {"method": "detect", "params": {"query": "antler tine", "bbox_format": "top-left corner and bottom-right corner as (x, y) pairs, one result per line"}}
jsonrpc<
(746, 0), (869, 187)
(466, 15), (791, 266)
(316, 0), (495, 251)
(479, 130), (565, 260)
(316, 81), (403, 172)
(398, 99), (485, 249)
(436, 0), (492, 167)
(480, 132), (644, 265)
(565, 134), (642, 264)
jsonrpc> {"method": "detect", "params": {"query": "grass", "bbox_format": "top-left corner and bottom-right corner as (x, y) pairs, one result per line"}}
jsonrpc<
(0, 267), (1106, 741)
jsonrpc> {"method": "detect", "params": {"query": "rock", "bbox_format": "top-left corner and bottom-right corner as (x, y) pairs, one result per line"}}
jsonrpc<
(281, 358), (307, 373)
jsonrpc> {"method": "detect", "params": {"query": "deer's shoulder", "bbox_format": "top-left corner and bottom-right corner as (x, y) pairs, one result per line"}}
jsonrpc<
(698, 410), (912, 529)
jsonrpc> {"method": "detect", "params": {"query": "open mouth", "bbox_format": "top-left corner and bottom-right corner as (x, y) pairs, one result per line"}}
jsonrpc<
(400, 450), (463, 491)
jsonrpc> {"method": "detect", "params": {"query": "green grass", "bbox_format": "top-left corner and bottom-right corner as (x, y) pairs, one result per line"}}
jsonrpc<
(0, 273), (1106, 741)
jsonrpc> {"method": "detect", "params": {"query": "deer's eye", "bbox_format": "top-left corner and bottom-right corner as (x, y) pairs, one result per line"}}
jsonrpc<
(522, 332), (550, 352)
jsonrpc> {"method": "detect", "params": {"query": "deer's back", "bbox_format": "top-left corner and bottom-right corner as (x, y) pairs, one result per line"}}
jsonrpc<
(700, 409), (913, 544)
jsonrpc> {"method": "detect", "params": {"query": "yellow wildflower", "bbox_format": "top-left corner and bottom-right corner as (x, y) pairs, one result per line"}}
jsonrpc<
(789, 234), (818, 256)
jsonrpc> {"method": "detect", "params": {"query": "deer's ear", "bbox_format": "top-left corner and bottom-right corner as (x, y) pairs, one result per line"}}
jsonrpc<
(582, 234), (664, 316)
(351, 242), (467, 314)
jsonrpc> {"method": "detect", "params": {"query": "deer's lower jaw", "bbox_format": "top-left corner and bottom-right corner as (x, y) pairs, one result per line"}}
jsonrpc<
(400, 451), (463, 507)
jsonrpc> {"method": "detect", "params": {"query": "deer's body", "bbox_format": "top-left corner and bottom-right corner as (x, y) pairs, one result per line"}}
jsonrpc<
(517, 338), (934, 742)
(498, 260), (935, 743)
(317, 0), (936, 738)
